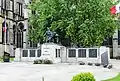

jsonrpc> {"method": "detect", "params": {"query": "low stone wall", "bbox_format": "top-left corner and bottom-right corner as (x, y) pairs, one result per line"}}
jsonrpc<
(65, 47), (110, 64)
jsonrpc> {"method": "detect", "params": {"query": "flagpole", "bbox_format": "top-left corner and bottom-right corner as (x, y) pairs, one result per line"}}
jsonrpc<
(4, 16), (6, 52)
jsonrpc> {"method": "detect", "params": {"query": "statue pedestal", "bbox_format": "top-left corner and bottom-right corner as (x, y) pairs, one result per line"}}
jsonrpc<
(41, 43), (63, 63)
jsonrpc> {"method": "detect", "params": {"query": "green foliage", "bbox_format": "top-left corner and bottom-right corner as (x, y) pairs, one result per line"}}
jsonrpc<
(29, 0), (116, 47)
(10, 58), (14, 61)
(0, 56), (3, 62)
(71, 72), (95, 81)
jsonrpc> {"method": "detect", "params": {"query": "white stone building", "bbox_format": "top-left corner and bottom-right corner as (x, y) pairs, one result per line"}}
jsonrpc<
(0, 0), (29, 56)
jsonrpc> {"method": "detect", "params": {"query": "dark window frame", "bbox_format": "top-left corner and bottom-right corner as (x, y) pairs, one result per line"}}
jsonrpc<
(30, 50), (36, 57)
(68, 49), (76, 57)
(78, 49), (86, 58)
(37, 49), (41, 57)
(16, 22), (24, 48)
(89, 49), (97, 58)
(22, 50), (28, 57)
(13, 25), (16, 45)
(17, 2), (23, 19)
(56, 49), (60, 58)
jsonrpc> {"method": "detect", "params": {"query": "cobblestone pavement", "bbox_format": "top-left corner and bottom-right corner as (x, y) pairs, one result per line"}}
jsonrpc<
(0, 61), (119, 81)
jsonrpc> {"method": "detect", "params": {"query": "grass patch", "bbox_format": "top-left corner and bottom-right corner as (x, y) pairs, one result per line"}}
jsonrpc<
(0, 57), (3, 62)
(10, 58), (14, 61)
(0, 56), (14, 62)
(102, 73), (120, 81)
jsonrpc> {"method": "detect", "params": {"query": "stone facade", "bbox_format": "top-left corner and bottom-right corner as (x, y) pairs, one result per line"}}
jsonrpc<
(0, 0), (29, 56)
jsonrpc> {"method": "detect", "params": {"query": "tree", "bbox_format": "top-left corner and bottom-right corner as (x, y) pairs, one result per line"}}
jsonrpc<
(29, 0), (116, 47)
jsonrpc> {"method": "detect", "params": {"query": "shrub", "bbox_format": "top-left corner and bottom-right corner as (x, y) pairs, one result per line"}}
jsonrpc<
(38, 60), (42, 64)
(107, 64), (113, 69)
(95, 63), (101, 66)
(33, 59), (53, 64)
(0, 56), (3, 62)
(43, 59), (53, 64)
(71, 72), (95, 81)
(78, 61), (85, 65)
(33, 60), (38, 64)
(88, 63), (93, 66)
(103, 64), (108, 68)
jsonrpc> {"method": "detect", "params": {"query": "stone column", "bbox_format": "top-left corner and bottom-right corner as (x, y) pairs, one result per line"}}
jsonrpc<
(113, 29), (118, 57)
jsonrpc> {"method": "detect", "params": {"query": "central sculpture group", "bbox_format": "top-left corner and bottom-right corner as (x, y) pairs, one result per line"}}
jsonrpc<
(46, 28), (58, 43)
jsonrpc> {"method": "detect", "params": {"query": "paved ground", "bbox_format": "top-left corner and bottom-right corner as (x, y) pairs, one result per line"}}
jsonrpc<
(110, 59), (120, 72)
(0, 61), (119, 81)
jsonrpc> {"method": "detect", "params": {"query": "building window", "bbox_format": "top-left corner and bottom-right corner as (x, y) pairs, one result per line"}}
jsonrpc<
(89, 49), (97, 58)
(1, 0), (4, 15)
(10, 0), (14, 19)
(1, 0), (9, 16)
(6, 0), (10, 16)
(56, 49), (60, 57)
(108, 37), (112, 46)
(16, 2), (23, 19)
(13, 25), (16, 45)
(68, 49), (76, 57)
(17, 22), (24, 48)
(78, 49), (86, 58)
